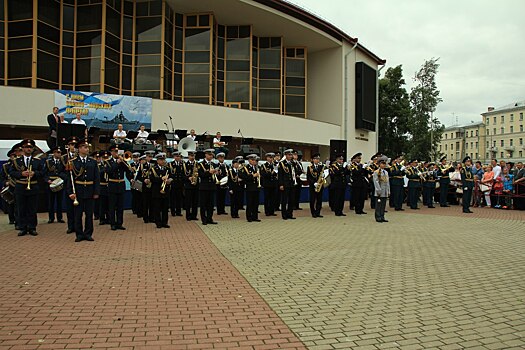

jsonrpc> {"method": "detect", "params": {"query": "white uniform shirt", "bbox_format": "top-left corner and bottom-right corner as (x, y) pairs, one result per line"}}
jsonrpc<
(71, 118), (86, 125)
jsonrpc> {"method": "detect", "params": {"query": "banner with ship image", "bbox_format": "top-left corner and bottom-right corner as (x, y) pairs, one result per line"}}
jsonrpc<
(54, 90), (152, 131)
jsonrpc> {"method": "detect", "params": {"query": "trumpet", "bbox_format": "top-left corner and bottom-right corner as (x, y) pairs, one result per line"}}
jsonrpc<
(160, 174), (169, 194)
(119, 151), (135, 172)
(26, 164), (32, 190)
(255, 165), (261, 188)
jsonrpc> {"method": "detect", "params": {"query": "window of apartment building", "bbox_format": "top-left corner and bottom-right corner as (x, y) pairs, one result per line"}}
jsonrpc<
(439, 145), (442, 151)
(486, 141), (489, 148)
(493, 128), (496, 134)
(465, 143), (468, 149)
(476, 130), (479, 136)
(520, 151), (523, 158)
(445, 134), (448, 140)
(493, 140), (497, 147)
(486, 117), (490, 125)
(450, 133), (453, 139)
(500, 152), (503, 158)
(510, 126), (514, 133)
(471, 142), (473, 148)
(475, 142), (478, 148)
(510, 114), (514, 122)
(493, 116), (497, 124)
(520, 113), (523, 121)
(486, 129), (490, 135)
(520, 138), (523, 145)
(510, 139), (513, 146)
(501, 115), (504, 123)
(521, 125), (524, 132)
(475, 153), (478, 159)
(451, 144), (454, 150)
(470, 131), (473, 137)
(445, 144), (447, 151)
(500, 127), (504, 134)
(486, 152), (489, 159)
(500, 140), (504, 147)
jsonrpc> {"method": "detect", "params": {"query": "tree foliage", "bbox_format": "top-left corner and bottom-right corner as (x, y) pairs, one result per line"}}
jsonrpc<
(378, 58), (444, 161)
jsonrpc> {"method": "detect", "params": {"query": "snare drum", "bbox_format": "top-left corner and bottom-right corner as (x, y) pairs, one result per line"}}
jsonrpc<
(1, 187), (15, 204)
(219, 176), (228, 186)
(50, 178), (64, 192)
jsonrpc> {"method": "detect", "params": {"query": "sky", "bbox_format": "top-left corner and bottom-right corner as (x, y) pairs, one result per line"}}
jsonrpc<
(287, 0), (525, 127)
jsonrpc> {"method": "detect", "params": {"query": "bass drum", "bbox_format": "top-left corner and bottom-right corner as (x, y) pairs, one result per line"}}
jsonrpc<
(1, 187), (15, 204)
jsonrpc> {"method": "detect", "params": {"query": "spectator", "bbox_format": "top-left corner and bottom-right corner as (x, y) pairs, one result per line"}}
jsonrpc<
(513, 162), (525, 210)
(213, 131), (229, 157)
(472, 161), (484, 207)
(501, 167), (514, 209)
(47, 107), (59, 148)
(481, 165), (494, 207)
(113, 124), (127, 144)
(60, 114), (68, 123)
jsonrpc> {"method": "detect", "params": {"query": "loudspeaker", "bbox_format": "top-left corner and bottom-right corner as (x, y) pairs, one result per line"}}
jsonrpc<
(330, 139), (347, 162)
(355, 62), (377, 131)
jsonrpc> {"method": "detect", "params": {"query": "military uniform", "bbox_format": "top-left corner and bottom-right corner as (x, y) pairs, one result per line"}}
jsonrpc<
(1, 152), (17, 225)
(261, 154), (278, 216)
(460, 157), (474, 213)
(169, 155), (185, 217)
(349, 155), (368, 215)
(9, 139), (44, 236)
(149, 154), (173, 228)
(228, 161), (243, 218)
(292, 156), (303, 210)
(330, 160), (347, 216)
(66, 147), (100, 242)
(437, 157), (454, 207)
(423, 165), (437, 208)
(43, 150), (66, 223)
(129, 153), (141, 216)
(215, 155), (229, 215)
(368, 156), (380, 209)
(107, 148), (131, 230)
(183, 155), (199, 221)
(62, 144), (78, 233)
(278, 150), (296, 220)
(307, 158), (324, 218)
(405, 163), (421, 209)
(98, 154), (110, 224)
(240, 156), (261, 222)
(389, 159), (405, 210)
(198, 151), (218, 225)
(137, 155), (154, 223)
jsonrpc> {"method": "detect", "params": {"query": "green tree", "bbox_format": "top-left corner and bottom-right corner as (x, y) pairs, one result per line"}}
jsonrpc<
(407, 58), (444, 161)
(378, 65), (411, 156)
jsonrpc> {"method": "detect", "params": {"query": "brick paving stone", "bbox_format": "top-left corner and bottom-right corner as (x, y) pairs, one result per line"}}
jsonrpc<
(0, 213), (305, 349)
(201, 201), (525, 349)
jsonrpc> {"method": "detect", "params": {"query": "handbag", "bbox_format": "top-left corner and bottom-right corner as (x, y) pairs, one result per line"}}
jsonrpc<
(479, 184), (490, 193)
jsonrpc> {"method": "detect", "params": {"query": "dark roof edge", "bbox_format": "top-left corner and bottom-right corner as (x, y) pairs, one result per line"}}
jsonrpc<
(252, 0), (386, 65)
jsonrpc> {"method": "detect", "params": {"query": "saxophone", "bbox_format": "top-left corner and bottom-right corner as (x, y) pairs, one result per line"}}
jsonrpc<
(191, 161), (199, 185)
(315, 165), (326, 193)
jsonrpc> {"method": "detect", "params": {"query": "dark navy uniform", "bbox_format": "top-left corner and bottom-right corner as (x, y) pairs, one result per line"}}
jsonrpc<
(261, 160), (278, 216)
(437, 159), (454, 206)
(330, 161), (347, 216)
(107, 156), (130, 229)
(389, 161), (405, 210)
(422, 166), (437, 208)
(349, 162), (369, 215)
(228, 163), (243, 218)
(240, 161), (261, 222)
(198, 159), (217, 225)
(137, 161), (154, 223)
(1, 157), (17, 225)
(149, 161), (172, 227)
(461, 158), (474, 213)
(272, 158), (281, 211)
(97, 157), (110, 224)
(292, 159), (303, 210)
(62, 150), (78, 233)
(183, 159), (199, 221)
(215, 160), (229, 215)
(9, 151), (43, 235)
(405, 165), (421, 209)
(278, 157), (295, 220)
(66, 154), (100, 241)
(307, 162), (324, 218)
(169, 159), (185, 216)
(43, 156), (66, 222)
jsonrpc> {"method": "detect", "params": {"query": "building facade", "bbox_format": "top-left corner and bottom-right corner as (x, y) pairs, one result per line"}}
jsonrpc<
(0, 0), (384, 159)
(438, 100), (525, 164)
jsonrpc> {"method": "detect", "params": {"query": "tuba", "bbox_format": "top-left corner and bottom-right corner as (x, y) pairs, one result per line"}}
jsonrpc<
(179, 137), (197, 158)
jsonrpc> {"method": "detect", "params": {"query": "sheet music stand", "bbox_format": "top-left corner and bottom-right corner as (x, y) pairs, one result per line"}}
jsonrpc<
(220, 136), (233, 143)
(241, 137), (254, 145)
(175, 129), (187, 139)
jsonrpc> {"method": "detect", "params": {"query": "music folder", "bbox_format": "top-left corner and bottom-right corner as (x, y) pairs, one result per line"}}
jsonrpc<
(194, 135), (207, 142)
(175, 129), (187, 139)
(241, 137), (254, 145)
(126, 130), (138, 139)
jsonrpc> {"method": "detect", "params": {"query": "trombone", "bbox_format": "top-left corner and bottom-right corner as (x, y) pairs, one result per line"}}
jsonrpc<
(119, 151), (135, 173)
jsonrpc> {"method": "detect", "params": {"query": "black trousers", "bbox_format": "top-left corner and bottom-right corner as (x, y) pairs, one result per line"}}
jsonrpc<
(199, 190), (215, 223)
(131, 189), (139, 214)
(280, 187), (294, 219)
(246, 190), (259, 221)
(439, 180), (450, 205)
(109, 192), (124, 226)
(154, 197), (169, 226)
(216, 187), (227, 214)
(408, 185), (420, 209)
(15, 191), (38, 231)
(134, 191), (143, 217)
(170, 187), (184, 215)
(74, 197), (94, 240)
(99, 194), (109, 223)
(3, 198), (15, 223)
(375, 197), (387, 221)
(463, 187), (472, 212)
(48, 189), (63, 221)
(93, 197), (100, 219)
(369, 183), (376, 209)
(66, 194), (75, 231)
(352, 186), (366, 214)
(185, 188), (198, 219)
(333, 186), (345, 215)
(264, 186), (276, 215)
(273, 187), (280, 210)
(142, 190), (154, 222)
(294, 184), (302, 209)
(329, 187), (336, 211)
(309, 186), (322, 216)
(423, 184), (435, 207)
(391, 185), (404, 210)
(230, 190), (240, 217)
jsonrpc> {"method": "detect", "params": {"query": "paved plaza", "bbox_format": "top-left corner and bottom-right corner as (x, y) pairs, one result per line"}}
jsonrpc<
(0, 203), (523, 349)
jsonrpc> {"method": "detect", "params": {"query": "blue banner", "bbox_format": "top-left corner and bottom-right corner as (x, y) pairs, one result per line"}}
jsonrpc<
(54, 90), (152, 131)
